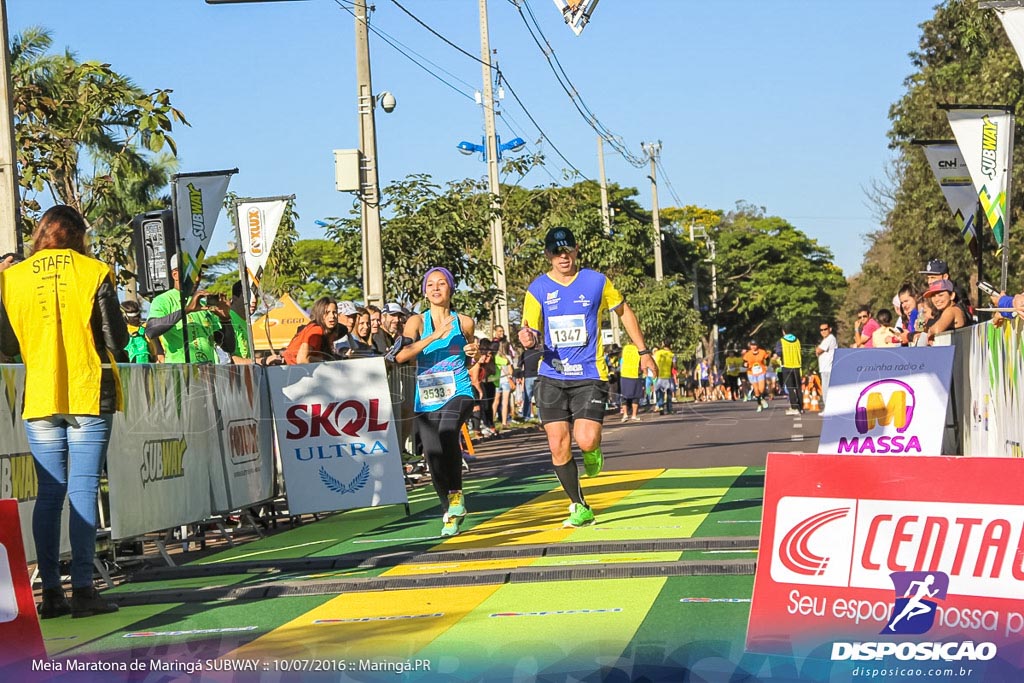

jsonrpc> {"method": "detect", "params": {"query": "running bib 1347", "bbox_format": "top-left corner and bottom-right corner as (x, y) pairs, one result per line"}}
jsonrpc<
(549, 314), (587, 348)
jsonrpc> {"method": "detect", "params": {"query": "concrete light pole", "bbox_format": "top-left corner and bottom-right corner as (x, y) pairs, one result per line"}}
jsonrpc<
(479, 0), (509, 334)
(642, 141), (664, 282)
(0, 0), (22, 256)
(355, 0), (385, 309)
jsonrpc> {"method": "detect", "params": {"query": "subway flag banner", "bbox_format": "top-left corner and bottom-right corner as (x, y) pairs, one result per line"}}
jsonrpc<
(747, 453), (1024, 678)
(944, 107), (1013, 251)
(172, 169), (236, 288)
(266, 359), (407, 515)
(817, 347), (954, 456)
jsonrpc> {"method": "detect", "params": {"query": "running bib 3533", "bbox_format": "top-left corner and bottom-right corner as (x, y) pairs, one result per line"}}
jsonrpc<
(549, 314), (587, 348)
(417, 370), (456, 408)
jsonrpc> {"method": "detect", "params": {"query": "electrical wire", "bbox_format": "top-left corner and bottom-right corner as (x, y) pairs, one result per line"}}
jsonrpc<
(514, 0), (646, 168)
(334, 0), (476, 102)
(655, 157), (685, 207)
(377, 0), (588, 179)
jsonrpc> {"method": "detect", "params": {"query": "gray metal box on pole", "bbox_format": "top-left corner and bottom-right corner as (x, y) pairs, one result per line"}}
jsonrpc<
(333, 149), (363, 192)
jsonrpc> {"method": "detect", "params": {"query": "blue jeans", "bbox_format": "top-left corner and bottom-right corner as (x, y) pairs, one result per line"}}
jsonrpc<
(521, 377), (537, 419)
(25, 414), (113, 590)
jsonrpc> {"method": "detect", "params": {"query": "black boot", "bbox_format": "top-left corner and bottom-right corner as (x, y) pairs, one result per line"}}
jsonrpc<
(71, 586), (119, 618)
(38, 587), (71, 619)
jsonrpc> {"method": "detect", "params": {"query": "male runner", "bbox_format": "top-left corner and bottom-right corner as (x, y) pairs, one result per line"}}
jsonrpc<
(519, 227), (657, 527)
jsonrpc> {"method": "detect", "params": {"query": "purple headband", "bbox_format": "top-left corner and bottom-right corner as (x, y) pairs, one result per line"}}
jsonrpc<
(422, 267), (455, 294)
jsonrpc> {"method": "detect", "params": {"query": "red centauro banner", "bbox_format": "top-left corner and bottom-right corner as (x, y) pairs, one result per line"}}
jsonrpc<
(0, 499), (46, 671)
(747, 453), (1024, 679)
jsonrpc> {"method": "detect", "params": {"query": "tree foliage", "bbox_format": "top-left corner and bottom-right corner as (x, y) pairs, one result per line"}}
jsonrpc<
(11, 27), (187, 282)
(854, 0), (1024, 339)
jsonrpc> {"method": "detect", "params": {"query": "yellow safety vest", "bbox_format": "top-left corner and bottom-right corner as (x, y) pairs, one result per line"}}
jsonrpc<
(1, 249), (122, 419)
(780, 337), (802, 369)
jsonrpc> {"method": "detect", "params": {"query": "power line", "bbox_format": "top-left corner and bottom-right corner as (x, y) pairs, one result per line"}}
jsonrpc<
(513, 0), (646, 168)
(334, 1), (476, 102)
(380, 0), (588, 179)
(655, 157), (684, 207)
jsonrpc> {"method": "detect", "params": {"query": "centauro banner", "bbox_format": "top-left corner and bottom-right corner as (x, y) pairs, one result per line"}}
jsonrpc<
(234, 196), (291, 295)
(944, 107), (1013, 250)
(173, 169), (237, 287)
(266, 358), (408, 515)
(919, 142), (978, 250)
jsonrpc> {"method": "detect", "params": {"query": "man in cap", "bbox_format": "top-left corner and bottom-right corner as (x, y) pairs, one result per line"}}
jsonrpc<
(332, 300), (357, 356)
(519, 227), (657, 528)
(146, 253), (235, 363)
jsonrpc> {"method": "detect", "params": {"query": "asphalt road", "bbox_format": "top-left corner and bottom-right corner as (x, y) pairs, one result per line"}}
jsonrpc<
(466, 396), (824, 477)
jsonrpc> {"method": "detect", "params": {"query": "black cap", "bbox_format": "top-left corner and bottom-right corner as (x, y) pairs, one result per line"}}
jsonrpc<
(544, 227), (577, 253)
(920, 258), (949, 276)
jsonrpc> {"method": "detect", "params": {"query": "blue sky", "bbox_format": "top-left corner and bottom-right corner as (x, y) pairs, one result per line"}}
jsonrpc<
(11, 0), (940, 277)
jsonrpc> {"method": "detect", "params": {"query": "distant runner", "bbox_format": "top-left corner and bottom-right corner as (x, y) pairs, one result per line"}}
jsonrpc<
(742, 339), (772, 412)
(519, 227), (657, 528)
(396, 267), (479, 537)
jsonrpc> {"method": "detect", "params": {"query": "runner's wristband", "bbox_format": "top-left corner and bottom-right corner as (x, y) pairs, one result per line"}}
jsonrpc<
(638, 349), (651, 356)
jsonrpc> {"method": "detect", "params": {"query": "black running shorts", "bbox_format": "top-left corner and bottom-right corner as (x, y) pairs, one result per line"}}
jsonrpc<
(535, 378), (609, 425)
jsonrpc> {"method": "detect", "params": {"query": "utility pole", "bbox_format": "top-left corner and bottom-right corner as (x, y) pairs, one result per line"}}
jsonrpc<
(0, 0), (21, 256)
(642, 141), (664, 281)
(690, 223), (718, 365)
(479, 0), (509, 334)
(597, 135), (621, 344)
(355, 0), (385, 308)
(597, 135), (611, 234)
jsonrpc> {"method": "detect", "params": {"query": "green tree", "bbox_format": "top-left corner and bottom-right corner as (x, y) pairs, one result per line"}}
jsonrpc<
(12, 27), (187, 266)
(855, 0), (1023, 324)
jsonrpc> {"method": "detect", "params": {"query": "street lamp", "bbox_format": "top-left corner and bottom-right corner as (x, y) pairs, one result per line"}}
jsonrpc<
(456, 136), (525, 161)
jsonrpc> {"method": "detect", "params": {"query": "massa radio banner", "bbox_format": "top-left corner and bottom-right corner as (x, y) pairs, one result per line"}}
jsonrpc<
(817, 347), (954, 456)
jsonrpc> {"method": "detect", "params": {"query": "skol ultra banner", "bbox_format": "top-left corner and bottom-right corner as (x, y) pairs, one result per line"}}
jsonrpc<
(0, 500), (46, 672)
(919, 141), (979, 250)
(234, 196), (290, 296)
(266, 358), (407, 515)
(747, 453), (1024, 679)
(817, 347), (954, 456)
(944, 107), (1014, 252)
(172, 169), (237, 288)
(107, 365), (217, 539)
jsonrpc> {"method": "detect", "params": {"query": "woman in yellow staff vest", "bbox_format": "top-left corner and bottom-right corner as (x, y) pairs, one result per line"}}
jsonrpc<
(0, 206), (128, 619)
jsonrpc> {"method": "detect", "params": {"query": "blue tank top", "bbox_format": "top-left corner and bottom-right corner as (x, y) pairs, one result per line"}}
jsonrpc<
(414, 310), (474, 412)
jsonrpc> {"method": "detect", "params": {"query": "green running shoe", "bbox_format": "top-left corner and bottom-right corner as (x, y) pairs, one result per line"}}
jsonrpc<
(447, 491), (466, 518)
(582, 448), (603, 477)
(440, 512), (461, 537)
(563, 503), (596, 528)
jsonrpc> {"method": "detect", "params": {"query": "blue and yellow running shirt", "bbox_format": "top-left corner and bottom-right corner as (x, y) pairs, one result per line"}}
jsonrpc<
(522, 269), (624, 381)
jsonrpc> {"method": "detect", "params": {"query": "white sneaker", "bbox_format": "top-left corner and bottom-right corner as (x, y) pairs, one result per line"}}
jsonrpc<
(630, 415), (641, 422)
(620, 414), (628, 423)
(785, 408), (800, 416)
(756, 404), (763, 413)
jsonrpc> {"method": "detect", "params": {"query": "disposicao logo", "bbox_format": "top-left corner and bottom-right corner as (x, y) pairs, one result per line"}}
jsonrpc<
(882, 571), (948, 635)
(779, 507), (851, 577)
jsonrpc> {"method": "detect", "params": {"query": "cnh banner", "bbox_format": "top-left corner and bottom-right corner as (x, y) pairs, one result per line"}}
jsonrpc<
(919, 141), (979, 252)
(234, 195), (291, 296)
(747, 453), (1024, 678)
(817, 347), (954, 455)
(266, 358), (408, 515)
(172, 169), (237, 288)
(943, 106), (1013, 254)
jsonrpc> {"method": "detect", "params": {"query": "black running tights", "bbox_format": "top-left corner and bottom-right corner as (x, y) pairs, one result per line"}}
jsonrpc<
(415, 394), (476, 508)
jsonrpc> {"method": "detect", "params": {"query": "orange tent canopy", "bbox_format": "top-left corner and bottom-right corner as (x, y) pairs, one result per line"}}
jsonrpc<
(251, 293), (310, 352)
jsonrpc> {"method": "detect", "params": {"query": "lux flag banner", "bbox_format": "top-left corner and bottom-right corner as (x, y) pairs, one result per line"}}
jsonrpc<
(172, 169), (237, 287)
(943, 107), (1014, 253)
(919, 141), (979, 252)
(234, 195), (291, 295)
